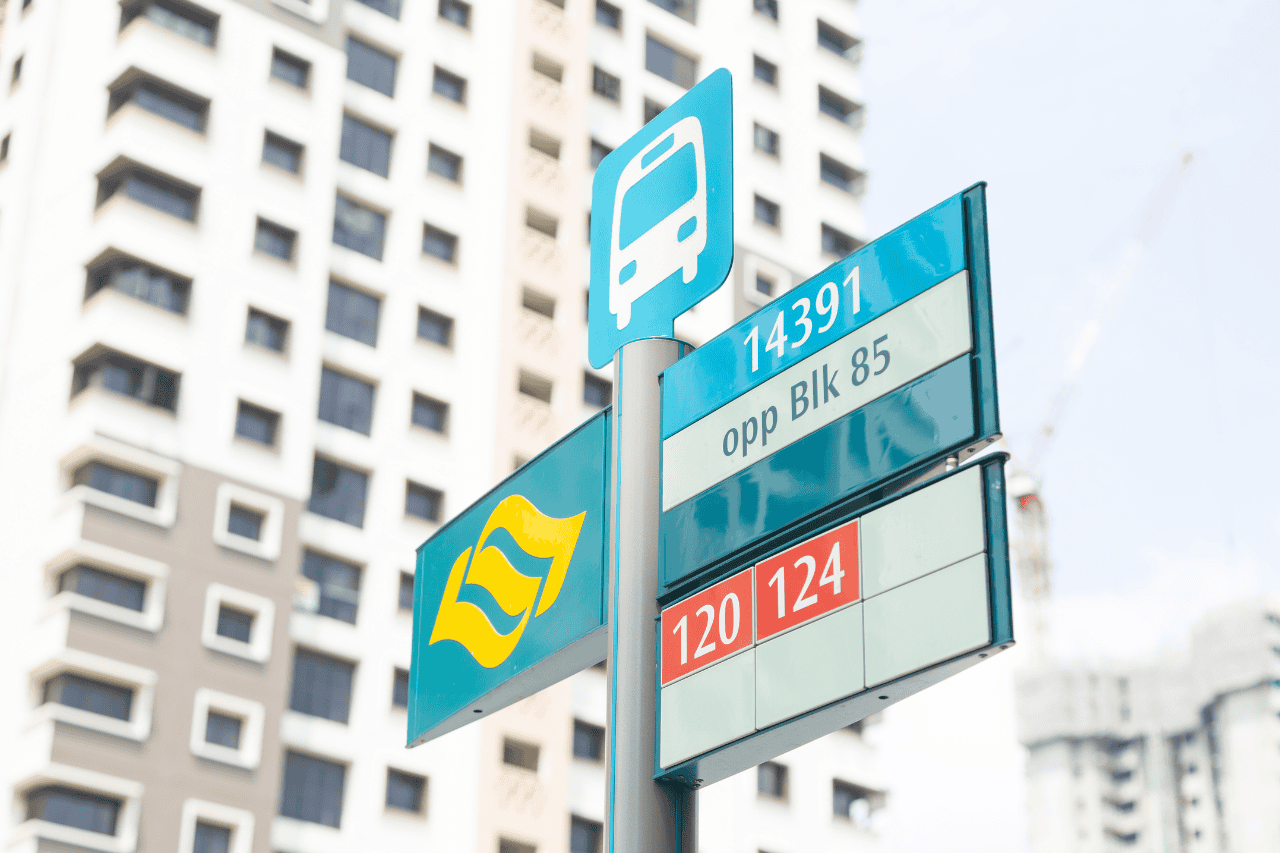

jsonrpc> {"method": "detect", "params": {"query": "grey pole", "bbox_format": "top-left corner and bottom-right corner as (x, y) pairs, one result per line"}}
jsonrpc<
(605, 337), (696, 853)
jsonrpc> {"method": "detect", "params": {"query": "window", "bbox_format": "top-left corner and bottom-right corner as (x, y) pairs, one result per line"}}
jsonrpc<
(817, 20), (861, 62)
(263, 131), (303, 174)
(340, 114), (393, 177)
(754, 194), (780, 228)
(753, 123), (779, 157)
(85, 253), (190, 314)
(346, 36), (396, 96)
(10, 56), (22, 86)
(518, 370), (552, 404)
(522, 287), (556, 319)
(432, 66), (467, 104)
(758, 761), (787, 799)
(422, 222), (458, 263)
(590, 138), (613, 169)
(25, 786), (121, 835)
(417, 307), (454, 346)
(217, 605), (253, 642)
(398, 572), (414, 611)
(648, 0), (695, 23)
(234, 400), (280, 447)
(411, 393), (449, 433)
(254, 218), (296, 261)
(753, 0), (777, 21)
(526, 206), (558, 239)
(387, 769), (426, 812)
(290, 648), (355, 723)
(355, 0), (400, 18)
(121, 0), (218, 47)
(246, 308), (288, 352)
(300, 549), (362, 624)
(755, 274), (775, 297)
(0, 133), (9, 164)
(189, 689), (265, 764)
(226, 504), (263, 541)
(201, 584), (274, 661)
(325, 280), (381, 347)
(584, 373), (612, 408)
(405, 481), (443, 522)
(645, 36), (697, 90)
(334, 194), (388, 259)
(499, 840), (536, 853)
(108, 73), (209, 132)
(595, 0), (621, 29)
(318, 367), (375, 435)
(72, 461), (159, 506)
(281, 751), (346, 827)
(392, 668), (409, 707)
(592, 66), (620, 102)
(833, 780), (873, 823)
(570, 816), (603, 853)
(643, 98), (666, 124)
(819, 154), (865, 195)
(58, 564), (146, 612)
(532, 53), (564, 84)
(818, 85), (863, 127)
(43, 672), (133, 721)
(204, 711), (241, 748)
(753, 54), (778, 86)
(821, 222), (860, 257)
(97, 162), (200, 221)
(192, 820), (230, 853)
(73, 348), (180, 411)
(428, 143), (463, 182)
(308, 455), (369, 527)
(270, 48), (310, 89)
(503, 738), (540, 771)
(439, 0), (471, 27)
(573, 720), (604, 760)
(529, 128), (561, 160)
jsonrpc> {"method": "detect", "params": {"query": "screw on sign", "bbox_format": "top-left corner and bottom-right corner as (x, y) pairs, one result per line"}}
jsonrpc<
(754, 519), (860, 641)
(660, 568), (753, 685)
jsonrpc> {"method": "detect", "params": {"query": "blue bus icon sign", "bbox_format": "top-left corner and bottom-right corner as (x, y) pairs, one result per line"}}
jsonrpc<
(589, 68), (733, 368)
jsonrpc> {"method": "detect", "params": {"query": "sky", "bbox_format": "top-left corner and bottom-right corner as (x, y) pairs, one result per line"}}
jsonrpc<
(853, 0), (1280, 849)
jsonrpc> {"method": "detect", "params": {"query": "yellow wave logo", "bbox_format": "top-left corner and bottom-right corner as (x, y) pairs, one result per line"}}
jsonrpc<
(428, 495), (586, 668)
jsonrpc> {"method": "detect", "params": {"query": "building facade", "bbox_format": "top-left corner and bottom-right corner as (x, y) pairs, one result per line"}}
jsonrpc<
(1016, 598), (1280, 853)
(0, 0), (878, 851)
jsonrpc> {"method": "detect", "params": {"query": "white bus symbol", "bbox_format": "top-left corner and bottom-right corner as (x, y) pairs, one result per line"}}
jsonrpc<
(609, 116), (707, 330)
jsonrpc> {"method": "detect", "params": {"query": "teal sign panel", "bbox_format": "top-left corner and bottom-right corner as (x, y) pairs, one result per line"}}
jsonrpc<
(588, 68), (734, 368)
(408, 412), (610, 745)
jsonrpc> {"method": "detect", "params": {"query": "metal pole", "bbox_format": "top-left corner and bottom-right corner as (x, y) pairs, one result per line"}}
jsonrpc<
(606, 337), (696, 853)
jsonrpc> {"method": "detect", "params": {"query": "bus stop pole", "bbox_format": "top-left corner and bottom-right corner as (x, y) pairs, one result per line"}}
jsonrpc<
(605, 337), (697, 853)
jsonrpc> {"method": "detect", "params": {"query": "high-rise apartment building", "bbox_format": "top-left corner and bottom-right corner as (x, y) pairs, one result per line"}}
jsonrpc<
(0, 1), (876, 851)
(1016, 598), (1280, 853)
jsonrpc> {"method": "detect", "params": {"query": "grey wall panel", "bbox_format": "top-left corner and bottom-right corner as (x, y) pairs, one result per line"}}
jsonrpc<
(659, 650), (755, 768)
(755, 603), (864, 728)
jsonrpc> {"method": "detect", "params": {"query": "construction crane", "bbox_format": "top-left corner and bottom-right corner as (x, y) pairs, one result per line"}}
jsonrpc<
(1007, 151), (1197, 656)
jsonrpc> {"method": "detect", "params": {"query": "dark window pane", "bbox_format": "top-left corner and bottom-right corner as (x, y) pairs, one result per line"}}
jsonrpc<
(592, 66), (620, 101)
(325, 280), (381, 347)
(308, 456), (369, 527)
(246, 308), (288, 352)
(354, 0), (400, 18)
(753, 123), (779, 156)
(254, 218), (296, 260)
(503, 739), (539, 771)
(754, 194), (780, 228)
(333, 195), (387, 260)
(411, 393), (449, 433)
(422, 223), (458, 263)
(193, 820), (231, 853)
(301, 549), (361, 624)
(392, 668), (409, 707)
(108, 76), (208, 131)
(647, 0), (695, 24)
(570, 816), (603, 853)
(595, 0), (621, 29)
(518, 370), (552, 404)
(340, 115), (392, 177)
(817, 20), (861, 62)
(235, 400), (280, 446)
(432, 66), (467, 104)
(122, 0), (218, 46)
(280, 751), (346, 827)
(217, 604), (254, 643)
(26, 786), (121, 835)
(405, 481), (443, 522)
(583, 373), (612, 408)
(532, 53), (564, 84)
(346, 37), (396, 96)
(386, 769), (424, 812)
(290, 648), (355, 723)
(753, 0), (777, 21)
(819, 153), (865, 195)
(529, 128), (561, 159)
(72, 349), (180, 411)
(227, 504), (264, 540)
(753, 54), (777, 86)
(526, 207), (558, 238)
(263, 132), (303, 173)
(573, 720), (604, 760)
(643, 98), (665, 124)
(758, 761), (787, 798)
(821, 223), (861, 257)
(499, 840), (536, 853)
(589, 139), (613, 169)
(398, 572), (414, 611)
(417, 307), (454, 346)
(270, 48), (310, 88)
(205, 711), (243, 748)
(85, 255), (190, 314)
(818, 85), (862, 126)
(755, 274), (775, 297)
(43, 673), (134, 721)
(58, 565), (146, 611)
(318, 367), (375, 435)
(645, 36), (696, 90)
(98, 165), (199, 221)
(427, 144), (462, 182)
(439, 0), (471, 27)
(73, 461), (159, 507)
